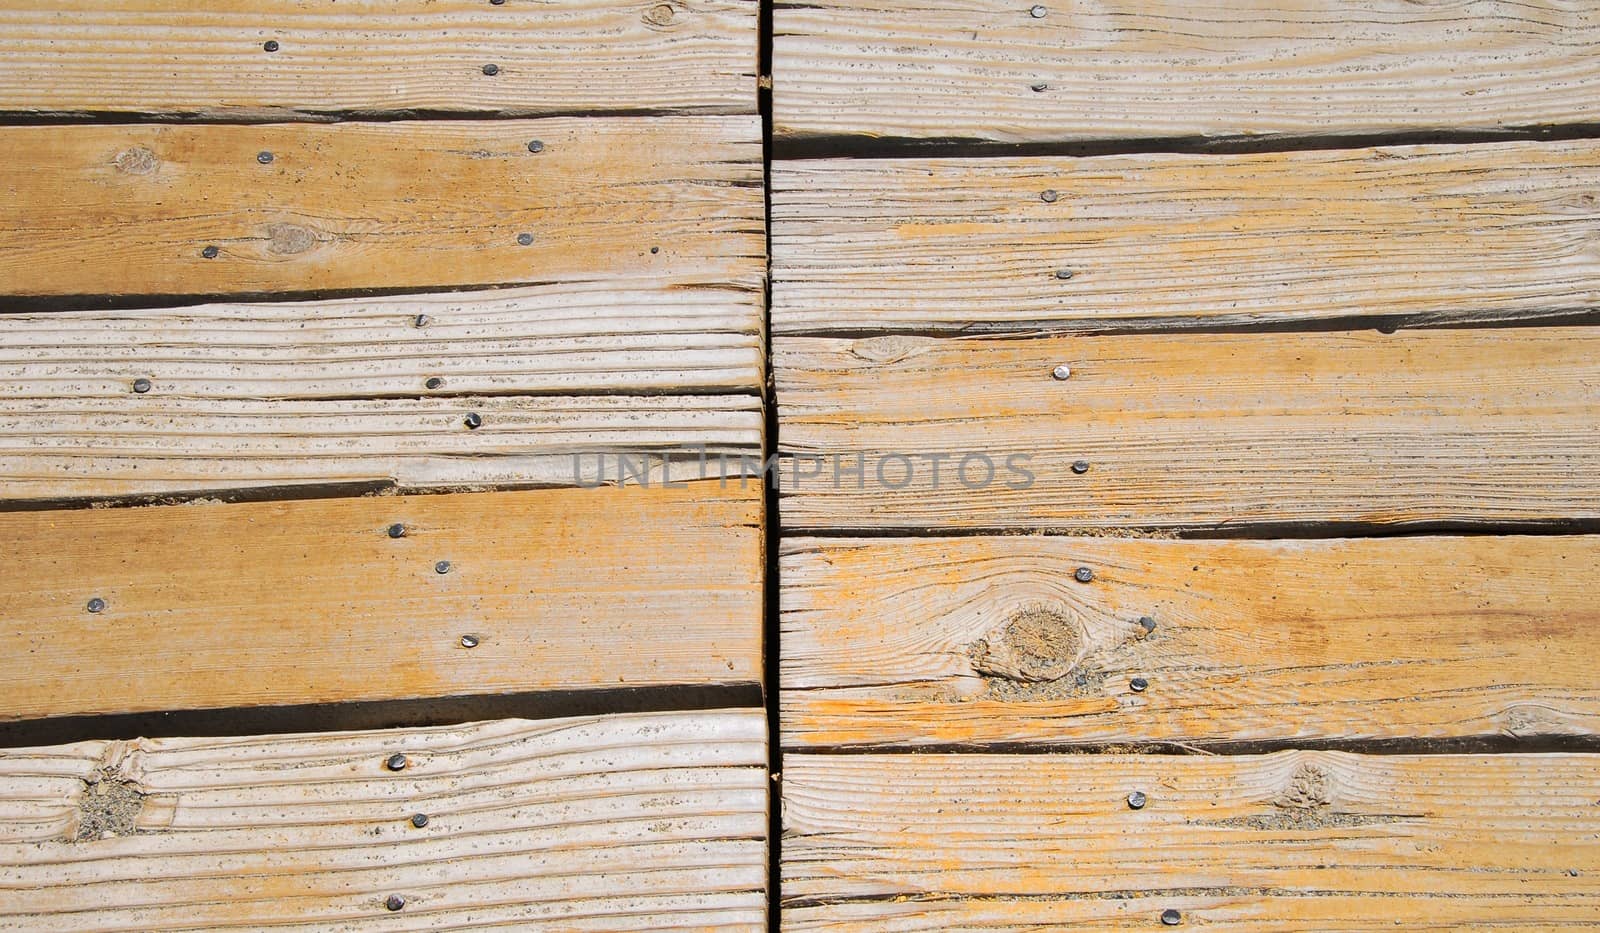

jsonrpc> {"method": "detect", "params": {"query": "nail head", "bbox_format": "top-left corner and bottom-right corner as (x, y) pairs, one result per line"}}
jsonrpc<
(482, 63), (500, 76)
(526, 139), (544, 153)
(385, 753), (408, 772)
(1051, 364), (1071, 380)
(435, 560), (451, 575)
(460, 634), (480, 648)
(1139, 615), (1157, 633)
(410, 813), (429, 828)
(1127, 791), (1147, 810)
(1054, 268), (1074, 280)
(86, 597), (106, 613)
(386, 894), (407, 911)
(516, 232), (534, 246)
(1074, 566), (1094, 583)
(463, 412), (483, 429)
(1030, 82), (1048, 92)
(1071, 459), (1090, 474)
(201, 245), (219, 259)
(1130, 676), (1149, 693)
(1030, 4), (1047, 16)
(262, 40), (279, 52)
(387, 523), (406, 539)
(132, 378), (153, 394)
(1161, 908), (1182, 926)
(425, 377), (444, 390)
(1040, 189), (1058, 203)
(256, 151), (273, 165)
(413, 313), (430, 328)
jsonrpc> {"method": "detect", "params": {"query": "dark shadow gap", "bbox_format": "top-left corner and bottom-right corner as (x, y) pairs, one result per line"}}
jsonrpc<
(0, 683), (764, 748)
(774, 122), (1600, 161)
(784, 732), (1600, 757)
(758, 0), (782, 925)
(777, 517), (1600, 541)
(0, 104), (757, 127)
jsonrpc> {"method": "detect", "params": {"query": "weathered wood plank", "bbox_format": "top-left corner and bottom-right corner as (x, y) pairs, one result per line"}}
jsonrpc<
(772, 0), (1600, 143)
(783, 751), (1600, 927)
(0, 483), (760, 721)
(781, 535), (1600, 749)
(0, 282), (761, 399)
(772, 141), (1600, 335)
(0, 118), (763, 297)
(0, 394), (760, 501)
(775, 327), (1600, 530)
(0, 711), (767, 930)
(0, 0), (757, 118)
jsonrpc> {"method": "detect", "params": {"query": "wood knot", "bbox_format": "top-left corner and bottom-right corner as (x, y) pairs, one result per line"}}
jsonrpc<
(968, 606), (1082, 682)
(264, 222), (319, 255)
(643, 2), (678, 26)
(849, 334), (927, 365)
(1274, 765), (1334, 811)
(114, 147), (159, 175)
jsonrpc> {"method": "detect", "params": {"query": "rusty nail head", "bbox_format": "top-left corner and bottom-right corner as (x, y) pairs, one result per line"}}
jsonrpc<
(425, 377), (444, 390)
(482, 63), (500, 76)
(516, 232), (534, 246)
(132, 378), (153, 394)
(201, 245), (219, 259)
(385, 753), (408, 772)
(387, 523), (406, 539)
(1051, 364), (1071, 380)
(1040, 189), (1058, 203)
(262, 40), (279, 52)
(1072, 460), (1090, 474)
(256, 151), (273, 164)
(460, 634), (480, 648)
(1130, 676), (1149, 693)
(1074, 566), (1094, 583)
(464, 412), (483, 429)
(1030, 4), (1047, 16)
(386, 894), (406, 911)
(1139, 615), (1156, 633)
(435, 560), (451, 574)
(1161, 908), (1182, 926)
(86, 597), (107, 613)
(410, 813), (429, 828)
(1127, 791), (1147, 810)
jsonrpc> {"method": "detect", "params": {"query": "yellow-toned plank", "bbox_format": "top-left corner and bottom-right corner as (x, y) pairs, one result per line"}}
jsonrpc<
(773, 0), (1600, 142)
(773, 141), (1600, 334)
(0, 282), (761, 399)
(0, 482), (760, 721)
(776, 327), (1600, 530)
(0, 117), (763, 297)
(783, 752), (1600, 927)
(0, 394), (759, 501)
(781, 535), (1600, 749)
(0, 0), (756, 117)
(0, 711), (767, 930)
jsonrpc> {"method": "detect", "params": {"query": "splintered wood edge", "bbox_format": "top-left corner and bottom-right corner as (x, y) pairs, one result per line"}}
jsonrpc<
(0, 710), (768, 931)
(777, 534), (1600, 749)
(0, 482), (764, 719)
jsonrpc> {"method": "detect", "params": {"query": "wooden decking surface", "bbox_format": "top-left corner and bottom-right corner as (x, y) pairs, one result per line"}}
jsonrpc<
(4, 0), (1600, 929)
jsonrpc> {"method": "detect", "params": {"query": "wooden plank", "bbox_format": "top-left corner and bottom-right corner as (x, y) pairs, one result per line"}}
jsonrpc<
(0, 282), (761, 399)
(0, 117), (763, 297)
(782, 751), (1600, 927)
(772, 140), (1600, 335)
(0, 482), (762, 721)
(772, 0), (1600, 143)
(781, 535), (1600, 749)
(0, 0), (757, 118)
(0, 394), (761, 501)
(775, 327), (1600, 530)
(0, 710), (767, 930)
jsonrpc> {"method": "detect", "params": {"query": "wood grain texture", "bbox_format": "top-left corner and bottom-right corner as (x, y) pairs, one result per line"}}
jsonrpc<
(0, 482), (760, 721)
(772, 0), (1600, 142)
(0, 118), (763, 297)
(781, 535), (1600, 749)
(0, 710), (767, 930)
(0, 282), (761, 399)
(0, 394), (760, 501)
(775, 327), (1600, 530)
(782, 752), (1600, 927)
(0, 0), (757, 118)
(772, 141), (1600, 335)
